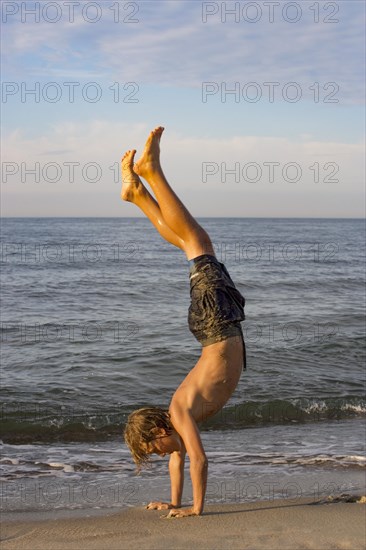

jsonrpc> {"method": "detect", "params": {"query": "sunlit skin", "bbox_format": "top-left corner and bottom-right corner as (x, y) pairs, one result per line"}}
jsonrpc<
(121, 127), (244, 518)
(145, 431), (181, 458)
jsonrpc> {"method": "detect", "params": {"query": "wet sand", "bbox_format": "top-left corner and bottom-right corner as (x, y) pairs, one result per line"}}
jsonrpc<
(1, 497), (365, 550)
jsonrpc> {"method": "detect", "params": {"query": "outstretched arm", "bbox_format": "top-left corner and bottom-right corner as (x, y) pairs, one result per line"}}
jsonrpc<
(169, 447), (186, 506)
(168, 405), (208, 517)
(146, 448), (186, 511)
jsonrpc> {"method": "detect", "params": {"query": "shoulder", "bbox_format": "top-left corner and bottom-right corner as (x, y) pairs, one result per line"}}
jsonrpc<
(169, 403), (206, 460)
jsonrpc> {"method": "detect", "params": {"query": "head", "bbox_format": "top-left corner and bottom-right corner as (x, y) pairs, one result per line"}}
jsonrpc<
(124, 407), (180, 470)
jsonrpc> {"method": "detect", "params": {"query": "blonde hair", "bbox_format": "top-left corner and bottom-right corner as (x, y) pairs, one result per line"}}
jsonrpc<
(124, 407), (172, 471)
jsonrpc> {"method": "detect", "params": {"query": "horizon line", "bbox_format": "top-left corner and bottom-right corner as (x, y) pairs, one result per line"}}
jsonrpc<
(1, 216), (365, 220)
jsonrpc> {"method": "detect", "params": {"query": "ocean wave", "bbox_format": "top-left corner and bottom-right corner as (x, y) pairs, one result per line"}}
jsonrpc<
(203, 397), (366, 430)
(1, 447), (364, 483)
(1, 396), (365, 444)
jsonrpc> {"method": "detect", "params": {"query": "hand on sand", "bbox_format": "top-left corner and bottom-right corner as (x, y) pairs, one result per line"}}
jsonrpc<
(165, 507), (200, 518)
(146, 501), (175, 511)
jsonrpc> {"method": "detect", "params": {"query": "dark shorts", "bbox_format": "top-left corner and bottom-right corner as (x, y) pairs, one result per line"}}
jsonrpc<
(188, 254), (246, 369)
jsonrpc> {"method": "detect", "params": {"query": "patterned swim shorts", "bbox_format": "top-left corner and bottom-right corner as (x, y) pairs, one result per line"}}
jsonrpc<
(188, 254), (246, 369)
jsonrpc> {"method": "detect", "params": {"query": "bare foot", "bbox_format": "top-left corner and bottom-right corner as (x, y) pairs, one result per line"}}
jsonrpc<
(121, 149), (142, 202)
(133, 126), (164, 179)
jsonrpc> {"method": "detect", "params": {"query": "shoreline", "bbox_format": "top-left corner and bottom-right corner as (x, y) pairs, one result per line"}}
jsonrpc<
(2, 496), (365, 550)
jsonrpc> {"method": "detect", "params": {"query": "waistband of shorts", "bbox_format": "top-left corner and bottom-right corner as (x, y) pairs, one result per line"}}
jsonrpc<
(188, 254), (219, 275)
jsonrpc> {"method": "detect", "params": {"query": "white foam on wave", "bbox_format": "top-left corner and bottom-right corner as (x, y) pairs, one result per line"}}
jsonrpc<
(340, 455), (366, 463)
(293, 399), (366, 416)
(0, 457), (19, 465)
(291, 454), (366, 468)
(47, 462), (75, 472)
(341, 404), (366, 414)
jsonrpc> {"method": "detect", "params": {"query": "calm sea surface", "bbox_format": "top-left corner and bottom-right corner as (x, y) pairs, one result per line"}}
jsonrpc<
(1, 218), (365, 514)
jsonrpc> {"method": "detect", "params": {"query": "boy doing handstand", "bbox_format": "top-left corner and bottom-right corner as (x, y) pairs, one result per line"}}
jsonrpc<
(122, 127), (246, 518)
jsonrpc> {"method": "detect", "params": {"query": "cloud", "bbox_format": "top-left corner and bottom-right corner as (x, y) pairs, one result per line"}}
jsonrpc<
(2, 121), (364, 217)
(1, 3), (364, 216)
(2, 1), (364, 102)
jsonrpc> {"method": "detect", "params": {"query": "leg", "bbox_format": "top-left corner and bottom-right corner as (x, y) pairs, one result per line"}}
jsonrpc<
(133, 127), (215, 260)
(121, 150), (185, 250)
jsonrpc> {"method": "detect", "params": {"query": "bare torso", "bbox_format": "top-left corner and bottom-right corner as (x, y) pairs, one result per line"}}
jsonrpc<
(170, 336), (244, 424)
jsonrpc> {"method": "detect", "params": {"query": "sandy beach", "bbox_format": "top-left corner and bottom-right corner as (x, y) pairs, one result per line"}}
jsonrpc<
(1, 497), (365, 550)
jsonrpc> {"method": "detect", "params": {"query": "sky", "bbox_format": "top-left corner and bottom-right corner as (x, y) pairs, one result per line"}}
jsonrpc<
(1, 0), (365, 217)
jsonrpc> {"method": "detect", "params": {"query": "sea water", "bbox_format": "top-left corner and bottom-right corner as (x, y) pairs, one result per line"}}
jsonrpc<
(1, 218), (365, 515)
